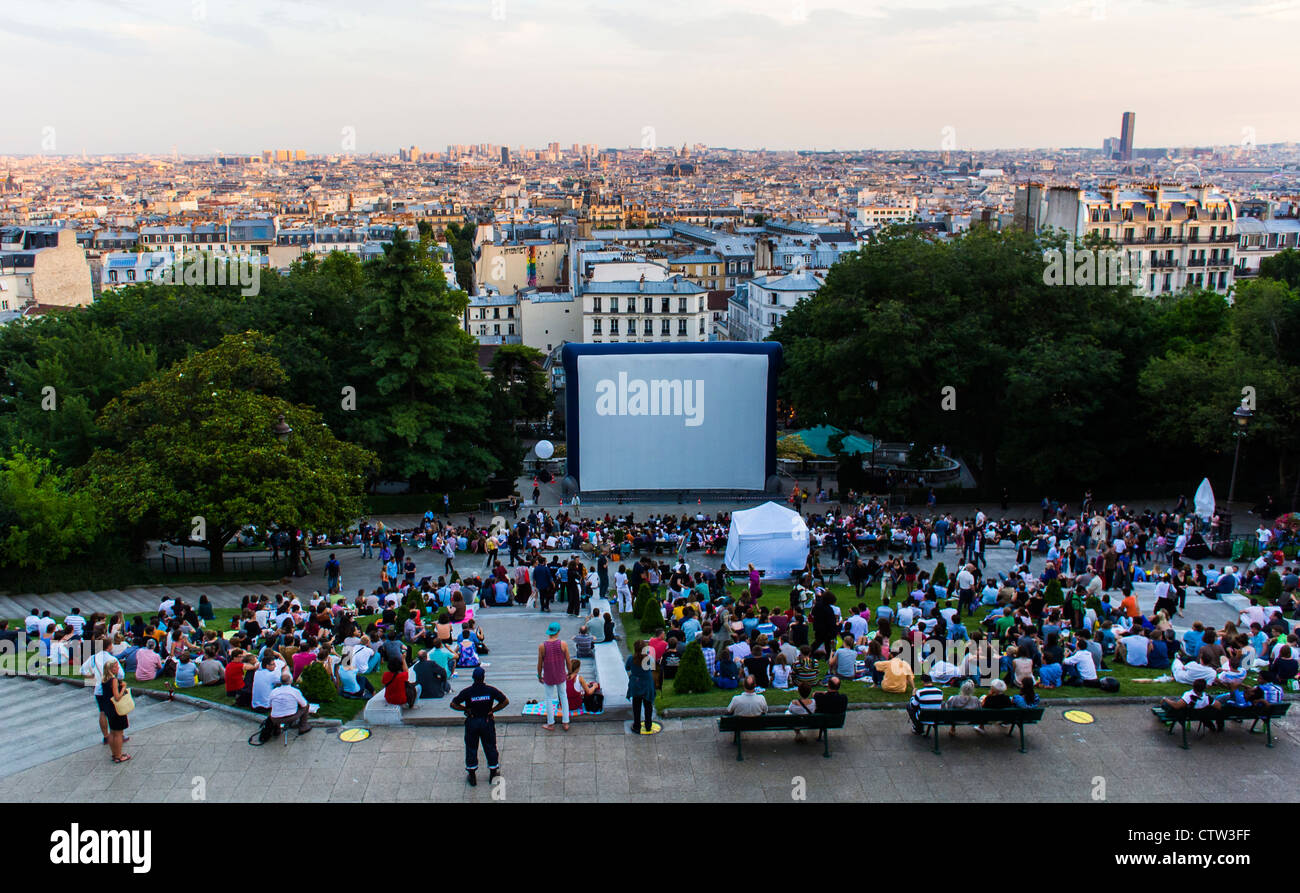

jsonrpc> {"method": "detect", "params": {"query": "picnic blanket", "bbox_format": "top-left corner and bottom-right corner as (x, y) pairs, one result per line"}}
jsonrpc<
(521, 700), (602, 717)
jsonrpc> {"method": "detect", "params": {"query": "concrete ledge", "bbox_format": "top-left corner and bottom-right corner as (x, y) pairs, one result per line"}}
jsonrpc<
(362, 692), (405, 725)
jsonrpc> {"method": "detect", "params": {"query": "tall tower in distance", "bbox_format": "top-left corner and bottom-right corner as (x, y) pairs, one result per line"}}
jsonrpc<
(1120, 111), (1136, 161)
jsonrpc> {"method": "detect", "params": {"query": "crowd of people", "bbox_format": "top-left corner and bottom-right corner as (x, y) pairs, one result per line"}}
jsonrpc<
(26, 491), (1295, 772)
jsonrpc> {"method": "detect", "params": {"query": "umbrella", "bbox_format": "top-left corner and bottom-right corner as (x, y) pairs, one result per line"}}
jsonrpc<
(1193, 478), (1215, 522)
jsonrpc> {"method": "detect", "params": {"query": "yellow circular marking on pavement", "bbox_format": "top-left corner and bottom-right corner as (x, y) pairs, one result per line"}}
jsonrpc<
(339, 728), (372, 742)
(1063, 710), (1094, 724)
(636, 722), (663, 735)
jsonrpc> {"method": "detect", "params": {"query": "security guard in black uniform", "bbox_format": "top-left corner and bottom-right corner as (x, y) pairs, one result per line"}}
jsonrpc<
(450, 666), (509, 786)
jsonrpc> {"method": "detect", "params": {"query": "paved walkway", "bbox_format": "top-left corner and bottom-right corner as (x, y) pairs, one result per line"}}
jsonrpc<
(1, 674), (1296, 802)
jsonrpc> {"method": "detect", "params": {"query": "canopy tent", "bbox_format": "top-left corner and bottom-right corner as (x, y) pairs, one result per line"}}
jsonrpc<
(784, 425), (874, 458)
(723, 501), (809, 579)
(1194, 477), (1216, 523)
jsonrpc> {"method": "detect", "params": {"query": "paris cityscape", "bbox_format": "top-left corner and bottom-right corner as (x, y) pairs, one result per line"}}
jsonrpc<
(1, 0), (1298, 864)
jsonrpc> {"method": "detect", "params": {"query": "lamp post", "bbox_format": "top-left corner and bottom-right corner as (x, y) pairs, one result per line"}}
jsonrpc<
(1226, 401), (1253, 508)
(272, 412), (301, 576)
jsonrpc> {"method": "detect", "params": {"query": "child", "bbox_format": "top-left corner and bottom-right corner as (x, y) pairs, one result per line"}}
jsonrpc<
(455, 629), (481, 668)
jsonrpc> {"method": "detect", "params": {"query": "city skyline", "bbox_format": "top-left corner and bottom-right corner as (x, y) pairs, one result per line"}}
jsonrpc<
(4, 0), (1299, 155)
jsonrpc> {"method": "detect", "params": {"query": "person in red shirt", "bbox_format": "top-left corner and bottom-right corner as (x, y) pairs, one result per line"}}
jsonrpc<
(382, 656), (417, 708)
(225, 651), (252, 696)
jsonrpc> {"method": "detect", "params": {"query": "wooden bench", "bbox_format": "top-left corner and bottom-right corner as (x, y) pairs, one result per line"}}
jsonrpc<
(717, 712), (847, 761)
(722, 569), (765, 583)
(1150, 702), (1290, 749)
(911, 707), (1045, 755)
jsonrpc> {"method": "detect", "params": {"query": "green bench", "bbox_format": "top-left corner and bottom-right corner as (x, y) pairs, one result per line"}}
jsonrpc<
(912, 707), (1045, 755)
(717, 712), (847, 761)
(1150, 702), (1290, 749)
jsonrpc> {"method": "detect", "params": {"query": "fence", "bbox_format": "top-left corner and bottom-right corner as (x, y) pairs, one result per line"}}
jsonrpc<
(143, 553), (287, 576)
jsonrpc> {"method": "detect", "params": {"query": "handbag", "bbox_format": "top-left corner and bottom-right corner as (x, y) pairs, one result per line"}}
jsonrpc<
(113, 690), (135, 716)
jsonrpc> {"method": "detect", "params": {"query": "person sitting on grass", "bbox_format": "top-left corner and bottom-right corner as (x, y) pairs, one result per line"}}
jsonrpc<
(713, 646), (741, 689)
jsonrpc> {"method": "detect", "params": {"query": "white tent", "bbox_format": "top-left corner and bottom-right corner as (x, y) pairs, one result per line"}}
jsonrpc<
(1194, 477), (1216, 522)
(723, 501), (809, 578)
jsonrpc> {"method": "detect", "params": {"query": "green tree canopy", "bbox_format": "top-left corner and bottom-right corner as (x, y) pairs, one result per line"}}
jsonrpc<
(0, 447), (104, 570)
(83, 332), (378, 571)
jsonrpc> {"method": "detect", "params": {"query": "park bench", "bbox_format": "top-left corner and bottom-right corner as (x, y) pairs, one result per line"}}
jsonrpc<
(717, 711), (847, 761)
(1150, 701), (1290, 749)
(912, 707), (1045, 755)
(723, 569), (765, 583)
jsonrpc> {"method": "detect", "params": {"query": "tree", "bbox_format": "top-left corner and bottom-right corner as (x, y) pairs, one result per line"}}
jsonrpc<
(774, 227), (1152, 496)
(485, 344), (551, 489)
(0, 447), (104, 570)
(1044, 578), (1063, 608)
(932, 562), (948, 588)
(673, 640), (713, 694)
(354, 228), (496, 486)
(83, 332), (378, 573)
(1259, 248), (1300, 291)
(0, 322), (156, 468)
(442, 221), (476, 293)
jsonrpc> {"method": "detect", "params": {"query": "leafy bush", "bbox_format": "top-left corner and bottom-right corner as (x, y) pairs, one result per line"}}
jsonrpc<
(673, 641), (713, 694)
(932, 562), (948, 588)
(297, 660), (337, 704)
(633, 583), (653, 617)
(1263, 572), (1282, 605)
(640, 597), (662, 630)
(1044, 578), (1063, 607)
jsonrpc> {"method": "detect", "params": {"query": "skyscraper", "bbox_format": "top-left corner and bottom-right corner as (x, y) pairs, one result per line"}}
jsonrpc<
(1120, 111), (1136, 161)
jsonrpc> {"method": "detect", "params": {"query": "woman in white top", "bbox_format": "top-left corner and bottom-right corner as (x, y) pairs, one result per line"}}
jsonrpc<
(613, 566), (631, 612)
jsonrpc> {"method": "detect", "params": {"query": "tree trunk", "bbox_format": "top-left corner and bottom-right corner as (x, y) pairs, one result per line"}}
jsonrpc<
(207, 539), (225, 575)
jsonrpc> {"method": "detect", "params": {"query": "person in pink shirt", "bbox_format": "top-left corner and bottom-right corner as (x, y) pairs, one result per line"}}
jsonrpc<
(133, 640), (163, 681)
(292, 647), (316, 680)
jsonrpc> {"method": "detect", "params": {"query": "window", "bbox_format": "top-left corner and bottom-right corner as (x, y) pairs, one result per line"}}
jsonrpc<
(728, 262), (736, 273)
(769, 313), (778, 326)
(592, 318), (602, 334)
(677, 319), (687, 335)
(609, 297), (619, 313)
(661, 297), (670, 313)
(644, 297), (652, 313)
(643, 319), (652, 335)
(609, 318), (619, 335)
(699, 318), (705, 334)
(109, 270), (118, 282)
(770, 293), (778, 305)
(508, 323), (515, 335)
(678, 297), (687, 312)
(708, 265), (717, 276)
(661, 319), (671, 335)
(493, 324), (500, 335)
(126, 270), (135, 281)
(592, 296), (601, 312)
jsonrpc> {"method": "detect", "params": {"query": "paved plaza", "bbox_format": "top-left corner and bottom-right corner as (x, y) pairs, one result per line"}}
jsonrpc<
(1, 676), (1296, 803)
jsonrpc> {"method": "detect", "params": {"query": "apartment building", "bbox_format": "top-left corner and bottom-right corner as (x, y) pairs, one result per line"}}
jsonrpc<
(1235, 210), (1300, 279)
(1015, 184), (1237, 294)
(463, 289), (580, 354)
(730, 269), (824, 341)
(582, 275), (710, 343)
(0, 226), (93, 311)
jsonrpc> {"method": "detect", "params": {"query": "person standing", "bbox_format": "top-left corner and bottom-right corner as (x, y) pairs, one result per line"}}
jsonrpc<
(103, 659), (131, 763)
(450, 666), (508, 786)
(626, 640), (657, 734)
(537, 621), (571, 731)
(82, 637), (126, 750)
(597, 550), (610, 603)
(566, 558), (582, 617)
(325, 553), (342, 594)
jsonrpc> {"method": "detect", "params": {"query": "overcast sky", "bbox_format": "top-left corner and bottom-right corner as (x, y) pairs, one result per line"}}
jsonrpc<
(4, 0), (1297, 155)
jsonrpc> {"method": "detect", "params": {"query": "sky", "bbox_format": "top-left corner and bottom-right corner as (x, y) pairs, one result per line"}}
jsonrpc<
(3, 0), (1298, 155)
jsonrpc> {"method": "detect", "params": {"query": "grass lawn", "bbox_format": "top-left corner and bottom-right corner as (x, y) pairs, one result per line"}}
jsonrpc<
(623, 581), (1194, 710)
(3, 607), (384, 723)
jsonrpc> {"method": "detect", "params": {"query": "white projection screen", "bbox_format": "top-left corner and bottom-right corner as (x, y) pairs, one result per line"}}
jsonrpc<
(562, 343), (781, 492)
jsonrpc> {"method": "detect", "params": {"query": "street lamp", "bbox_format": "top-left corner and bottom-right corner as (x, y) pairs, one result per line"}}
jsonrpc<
(1227, 401), (1253, 508)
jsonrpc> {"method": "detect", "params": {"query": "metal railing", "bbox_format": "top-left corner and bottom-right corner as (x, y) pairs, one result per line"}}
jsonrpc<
(143, 554), (287, 575)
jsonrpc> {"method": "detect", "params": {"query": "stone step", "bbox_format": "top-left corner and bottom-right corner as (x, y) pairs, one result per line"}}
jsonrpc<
(0, 677), (195, 779)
